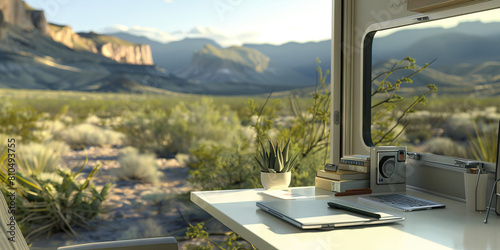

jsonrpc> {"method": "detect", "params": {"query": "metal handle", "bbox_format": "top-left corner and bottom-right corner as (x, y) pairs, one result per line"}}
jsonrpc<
(484, 179), (500, 224)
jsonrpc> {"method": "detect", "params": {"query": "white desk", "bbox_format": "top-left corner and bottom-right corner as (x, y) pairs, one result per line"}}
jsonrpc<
(191, 187), (500, 250)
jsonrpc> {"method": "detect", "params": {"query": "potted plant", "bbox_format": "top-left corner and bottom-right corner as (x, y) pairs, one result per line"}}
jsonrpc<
(255, 139), (300, 189)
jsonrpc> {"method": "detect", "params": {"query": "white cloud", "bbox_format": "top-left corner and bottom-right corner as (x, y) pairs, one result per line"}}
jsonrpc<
(98, 25), (178, 43)
(163, 0), (173, 3)
(99, 24), (264, 47)
(172, 26), (262, 47)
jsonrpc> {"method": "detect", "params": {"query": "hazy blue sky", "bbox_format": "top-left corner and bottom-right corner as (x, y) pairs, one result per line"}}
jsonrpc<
(23, 0), (331, 47)
(23, 1), (500, 46)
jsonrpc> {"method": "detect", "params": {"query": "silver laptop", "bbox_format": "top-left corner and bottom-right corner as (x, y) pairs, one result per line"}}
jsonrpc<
(358, 193), (446, 212)
(256, 199), (403, 230)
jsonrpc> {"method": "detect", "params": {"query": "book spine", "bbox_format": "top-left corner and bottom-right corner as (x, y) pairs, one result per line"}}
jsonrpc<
(331, 180), (369, 192)
(339, 159), (369, 166)
(315, 176), (334, 191)
(315, 177), (369, 192)
(338, 164), (370, 173)
(316, 171), (340, 181)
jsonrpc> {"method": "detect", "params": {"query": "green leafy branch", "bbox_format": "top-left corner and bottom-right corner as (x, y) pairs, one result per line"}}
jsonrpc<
(371, 57), (438, 145)
(291, 57), (331, 157)
(186, 222), (256, 250)
(248, 92), (279, 144)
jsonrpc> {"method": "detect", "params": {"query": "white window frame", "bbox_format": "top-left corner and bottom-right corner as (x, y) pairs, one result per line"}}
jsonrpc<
(330, 0), (500, 196)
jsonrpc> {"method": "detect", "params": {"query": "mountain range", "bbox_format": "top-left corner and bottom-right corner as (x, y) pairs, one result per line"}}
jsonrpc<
(109, 32), (325, 87)
(0, 0), (499, 96)
(109, 20), (500, 96)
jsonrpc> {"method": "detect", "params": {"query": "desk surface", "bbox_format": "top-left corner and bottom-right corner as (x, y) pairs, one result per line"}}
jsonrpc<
(191, 187), (500, 250)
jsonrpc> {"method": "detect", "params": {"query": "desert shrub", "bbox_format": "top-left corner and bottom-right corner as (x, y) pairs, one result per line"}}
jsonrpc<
(443, 113), (475, 141)
(292, 147), (329, 187)
(114, 147), (161, 184)
(56, 123), (125, 149)
(119, 98), (245, 157)
(166, 97), (242, 154)
(468, 121), (498, 163)
(188, 140), (259, 190)
(0, 154), (111, 240)
(117, 108), (171, 156)
(119, 218), (165, 240)
(420, 137), (468, 158)
(186, 61), (330, 191)
(17, 141), (70, 176)
(33, 119), (67, 142)
(0, 134), (10, 154)
(140, 188), (174, 214)
(186, 222), (255, 250)
(0, 104), (44, 142)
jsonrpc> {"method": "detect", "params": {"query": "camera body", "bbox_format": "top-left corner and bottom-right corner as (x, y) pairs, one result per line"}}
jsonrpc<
(370, 146), (407, 193)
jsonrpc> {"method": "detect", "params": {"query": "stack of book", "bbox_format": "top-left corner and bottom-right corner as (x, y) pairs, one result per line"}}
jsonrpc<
(315, 170), (369, 192)
(316, 155), (371, 193)
(338, 155), (370, 173)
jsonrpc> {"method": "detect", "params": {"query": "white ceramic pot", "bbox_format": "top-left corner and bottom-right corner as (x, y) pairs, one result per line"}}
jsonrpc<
(261, 171), (291, 189)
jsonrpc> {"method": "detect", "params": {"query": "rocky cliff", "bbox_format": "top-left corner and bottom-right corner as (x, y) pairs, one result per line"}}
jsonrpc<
(48, 25), (153, 65)
(48, 24), (98, 52)
(79, 31), (153, 65)
(100, 42), (153, 65)
(0, 0), (153, 65)
(0, 0), (48, 34)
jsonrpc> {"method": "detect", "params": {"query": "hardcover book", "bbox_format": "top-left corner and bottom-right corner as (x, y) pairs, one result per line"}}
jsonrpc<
(338, 163), (370, 173)
(316, 170), (369, 181)
(315, 177), (370, 192)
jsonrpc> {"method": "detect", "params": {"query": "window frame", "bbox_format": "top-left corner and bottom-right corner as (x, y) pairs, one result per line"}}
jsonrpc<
(331, 0), (500, 173)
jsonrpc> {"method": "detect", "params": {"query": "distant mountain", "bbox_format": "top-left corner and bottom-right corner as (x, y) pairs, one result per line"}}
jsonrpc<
(0, 0), (188, 93)
(110, 33), (321, 87)
(174, 44), (311, 87)
(1, 0), (499, 96)
(111, 19), (500, 93)
(176, 44), (269, 82)
(372, 21), (500, 67)
(108, 32), (220, 72)
(244, 40), (331, 79)
(371, 59), (500, 96)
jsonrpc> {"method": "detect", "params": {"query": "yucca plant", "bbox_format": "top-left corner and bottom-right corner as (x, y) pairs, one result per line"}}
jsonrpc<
(468, 121), (498, 163)
(0, 148), (111, 240)
(255, 139), (300, 173)
(17, 162), (112, 240)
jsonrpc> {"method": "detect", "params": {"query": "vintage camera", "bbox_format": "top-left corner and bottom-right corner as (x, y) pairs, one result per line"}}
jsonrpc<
(370, 146), (407, 193)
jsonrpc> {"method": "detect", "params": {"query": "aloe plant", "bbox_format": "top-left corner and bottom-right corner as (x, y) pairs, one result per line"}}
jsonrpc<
(255, 139), (300, 173)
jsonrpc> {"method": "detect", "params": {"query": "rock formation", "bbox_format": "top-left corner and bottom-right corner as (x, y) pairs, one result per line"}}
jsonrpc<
(48, 24), (98, 53)
(0, 0), (48, 34)
(100, 42), (153, 65)
(48, 25), (153, 65)
(0, 0), (153, 65)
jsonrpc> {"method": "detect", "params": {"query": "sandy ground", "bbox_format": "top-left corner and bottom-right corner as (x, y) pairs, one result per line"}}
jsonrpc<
(29, 146), (232, 250)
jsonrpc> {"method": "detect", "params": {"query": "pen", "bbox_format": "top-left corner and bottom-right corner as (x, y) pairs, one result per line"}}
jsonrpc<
(328, 201), (382, 219)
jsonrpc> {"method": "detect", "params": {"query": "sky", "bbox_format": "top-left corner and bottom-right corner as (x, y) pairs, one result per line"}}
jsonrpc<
(22, 0), (500, 47)
(377, 7), (500, 37)
(23, 0), (332, 47)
